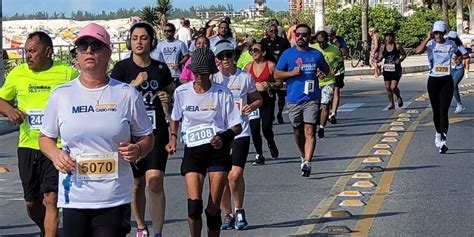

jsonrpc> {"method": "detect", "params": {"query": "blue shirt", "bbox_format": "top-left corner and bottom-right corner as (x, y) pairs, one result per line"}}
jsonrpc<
(276, 47), (329, 104)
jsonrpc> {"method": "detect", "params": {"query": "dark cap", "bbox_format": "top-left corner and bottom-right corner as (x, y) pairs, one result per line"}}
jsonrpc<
(187, 48), (219, 75)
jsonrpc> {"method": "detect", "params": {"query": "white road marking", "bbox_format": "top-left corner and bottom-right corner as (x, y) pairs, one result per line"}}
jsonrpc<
(338, 103), (365, 112)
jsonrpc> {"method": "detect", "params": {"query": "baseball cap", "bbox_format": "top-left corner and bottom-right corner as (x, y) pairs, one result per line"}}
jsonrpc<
(432, 21), (446, 33)
(75, 23), (111, 49)
(447, 31), (458, 38)
(213, 40), (234, 55)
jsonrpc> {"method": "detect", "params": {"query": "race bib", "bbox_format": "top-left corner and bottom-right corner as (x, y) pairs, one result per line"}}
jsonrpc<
(185, 124), (216, 147)
(147, 110), (156, 129)
(249, 109), (260, 120)
(383, 64), (396, 72)
(235, 98), (243, 115)
(304, 80), (315, 95)
(76, 152), (118, 181)
(27, 109), (45, 130)
(434, 64), (450, 75)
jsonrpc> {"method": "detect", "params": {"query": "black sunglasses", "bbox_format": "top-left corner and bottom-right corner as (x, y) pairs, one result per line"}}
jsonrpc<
(216, 51), (234, 60)
(249, 48), (261, 53)
(433, 31), (444, 35)
(269, 29), (278, 33)
(164, 29), (175, 33)
(75, 41), (106, 53)
(295, 32), (309, 38)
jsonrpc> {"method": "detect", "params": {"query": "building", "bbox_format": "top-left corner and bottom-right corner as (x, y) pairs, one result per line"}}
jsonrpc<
(290, 0), (424, 15)
(255, 0), (266, 12)
(289, 0), (304, 15)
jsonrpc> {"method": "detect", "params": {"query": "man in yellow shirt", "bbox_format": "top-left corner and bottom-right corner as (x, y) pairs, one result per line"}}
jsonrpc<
(0, 31), (79, 237)
(311, 30), (344, 138)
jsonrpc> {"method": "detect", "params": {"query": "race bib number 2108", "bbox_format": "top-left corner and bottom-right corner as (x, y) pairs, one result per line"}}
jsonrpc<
(185, 124), (216, 147)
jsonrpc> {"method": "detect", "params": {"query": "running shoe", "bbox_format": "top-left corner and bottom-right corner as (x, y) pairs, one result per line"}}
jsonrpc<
(252, 154), (265, 166)
(329, 115), (337, 124)
(268, 143), (279, 159)
(454, 104), (465, 114)
(397, 97), (404, 108)
(439, 133), (448, 154)
(387, 104), (395, 110)
(221, 214), (235, 230)
(301, 162), (312, 177)
(317, 128), (325, 138)
(277, 114), (284, 124)
(234, 209), (248, 230)
(136, 226), (149, 237)
(435, 133), (442, 148)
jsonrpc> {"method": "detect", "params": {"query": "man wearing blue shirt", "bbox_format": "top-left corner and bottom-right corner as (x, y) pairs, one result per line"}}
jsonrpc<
(274, 24), (329, 177)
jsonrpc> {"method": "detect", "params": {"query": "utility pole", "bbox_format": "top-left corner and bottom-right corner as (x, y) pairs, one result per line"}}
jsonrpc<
(456, 0), (463, 34)
(0, 0), (4, 87)
(362, 0), (369, 65)
(314, 0), (325, 32)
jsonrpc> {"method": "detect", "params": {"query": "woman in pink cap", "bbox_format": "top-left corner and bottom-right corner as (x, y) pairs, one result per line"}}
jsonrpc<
(39, 23), (155, 237)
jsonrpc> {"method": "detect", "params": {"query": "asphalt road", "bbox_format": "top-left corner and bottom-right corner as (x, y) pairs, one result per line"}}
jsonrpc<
(0, 73), (473, 237)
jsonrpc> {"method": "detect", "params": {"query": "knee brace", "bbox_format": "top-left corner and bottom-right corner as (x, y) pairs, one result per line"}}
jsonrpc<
(187, 199), (203, 221)
(205, 209), (222, 231)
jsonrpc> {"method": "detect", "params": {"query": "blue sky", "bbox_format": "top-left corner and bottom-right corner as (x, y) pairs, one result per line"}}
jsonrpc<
(3, 0), (289, 16)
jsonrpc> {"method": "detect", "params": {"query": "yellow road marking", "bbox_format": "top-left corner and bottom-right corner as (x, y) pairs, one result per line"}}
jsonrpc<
(323, 210), (353, 218)
(421, 117), (473, 126)
(351, 107), (431, 237)
(338, 191), (364, 197)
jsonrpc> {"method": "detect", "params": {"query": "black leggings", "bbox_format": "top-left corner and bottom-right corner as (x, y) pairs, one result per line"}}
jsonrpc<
(62, 204), (131, 237)
(427, 76), (454, 134)
(250, 91), (276, 155)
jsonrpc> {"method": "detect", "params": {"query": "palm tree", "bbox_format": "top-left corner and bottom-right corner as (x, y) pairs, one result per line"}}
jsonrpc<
(156, 0), (174, 30)
(140, 6), (158, 27)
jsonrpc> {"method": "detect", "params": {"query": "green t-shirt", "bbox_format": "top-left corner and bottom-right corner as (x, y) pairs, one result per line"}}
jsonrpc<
(311, 43), (344, 87)
(236, 51), (254, 70)
(0, 61), (79, 149)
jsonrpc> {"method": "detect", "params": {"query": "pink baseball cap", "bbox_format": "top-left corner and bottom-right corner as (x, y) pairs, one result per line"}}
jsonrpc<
(75, 23), (111, 49)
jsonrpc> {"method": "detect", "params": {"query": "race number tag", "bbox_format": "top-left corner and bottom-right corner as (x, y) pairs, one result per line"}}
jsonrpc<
(185, 124), (216, 147)
(249, 109), (260, 120)
(147, 110), (156, 129)
(234, 98), (243, 115)
(304, 80), (315, 94)
(76, 152), (118, 181)
(434, 64), (450, 75)
(383, 64), (396, 72)
(27, 109), (45, 130)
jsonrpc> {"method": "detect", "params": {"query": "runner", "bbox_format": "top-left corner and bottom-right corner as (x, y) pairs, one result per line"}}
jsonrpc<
(287, 19), (299, 47)
(110, 22), (175, 237)
(326, 26), (348, 124)
(209, 21), (237, 51)
(447, 31), (469, 114)
(274, 24), (329, 177)
(244, 42), (281, 165)
(270, 19), (286, 39)
(154, 23), (189, 87)
(165, 48), (243, 237)
(261, 23), (291, 124)
(377, 32), (407, 110)
(180, 36), (210, 84)
(459, 26), (474, 78)
(0, 31), (78, 237)
(416, 21), (468, 154)
(38, 23), (154, 237)
(369, 27), (382, 77)
(211, 40), (262, 230)
(311, 30), (343, 138)
(176, 19), (192, 47)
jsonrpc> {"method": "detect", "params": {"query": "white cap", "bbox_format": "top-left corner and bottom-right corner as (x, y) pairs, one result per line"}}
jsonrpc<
(447, 31), (458, 38)
(432, 21), (446, 33)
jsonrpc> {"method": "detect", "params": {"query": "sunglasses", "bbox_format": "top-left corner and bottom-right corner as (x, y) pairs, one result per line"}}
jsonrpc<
(269, 29), (278, 33)
(295, 32), (309, 38)
(75, 41), (106, 53)
(164, 29), (175, 33)
(433, 31), (444, 35)
(216, 51), (234, 60)
(250, 48), (261, 53)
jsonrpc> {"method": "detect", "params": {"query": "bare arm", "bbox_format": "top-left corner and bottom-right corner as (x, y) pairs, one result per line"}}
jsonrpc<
(165, 120), (179, 155)
(39, 134), (75, 174)
(0, 98), (26, 125)
(157, 83), (176, 120)
(179, 54), (190, 67)
(268, 62), (282, 88)
(416, 32), (433, 54)
(398, 44), (407, 62)
(242, 91), (262, 115)
(274, 67), (300, 81)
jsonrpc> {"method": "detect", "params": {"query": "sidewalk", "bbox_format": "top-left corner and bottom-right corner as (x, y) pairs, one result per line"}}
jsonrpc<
(344, 54), (429, 76)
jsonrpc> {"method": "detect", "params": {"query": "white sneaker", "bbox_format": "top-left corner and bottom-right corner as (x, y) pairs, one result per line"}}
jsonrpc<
(454, 104), (465, 114)
(465, 73), (469, 79)
(435, 133), (442, 148)
(439, 133), (448, 154)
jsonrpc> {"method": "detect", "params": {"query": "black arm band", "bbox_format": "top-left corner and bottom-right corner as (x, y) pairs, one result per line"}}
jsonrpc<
(217, 129), (236, 143)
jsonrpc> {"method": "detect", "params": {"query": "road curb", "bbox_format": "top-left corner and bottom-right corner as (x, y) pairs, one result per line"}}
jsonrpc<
(345, 65), (429, 77)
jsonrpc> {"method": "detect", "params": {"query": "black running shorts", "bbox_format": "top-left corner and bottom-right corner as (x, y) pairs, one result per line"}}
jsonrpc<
(62, 203), (131, 237)
(335, 74), (345, 88)
(132, 124), (169, 178)
(17, 148), (58, 202)
(230, 136), (250, 168)
(181, 143), (231, 176)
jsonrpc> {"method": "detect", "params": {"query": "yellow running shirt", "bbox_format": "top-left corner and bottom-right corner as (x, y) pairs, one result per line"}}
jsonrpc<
(311, 43), (344, 87)
(0, 61), (79, 149)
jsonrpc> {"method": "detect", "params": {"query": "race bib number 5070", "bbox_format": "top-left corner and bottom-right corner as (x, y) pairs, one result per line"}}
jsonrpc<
(75, 152), (118, 181)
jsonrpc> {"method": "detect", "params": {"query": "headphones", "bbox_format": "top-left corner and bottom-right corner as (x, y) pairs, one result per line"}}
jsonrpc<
(126, 22), (158, 51)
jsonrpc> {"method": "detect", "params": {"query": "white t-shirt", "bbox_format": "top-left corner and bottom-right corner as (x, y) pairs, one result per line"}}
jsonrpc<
(176, 27), (192, 46)
(459, 33), (474, 49)
(212, 69), (257, 138)
(171, 82), (242, 146)
(153, 39), (189, 78)
(41, 78), (153, 209)
(427, 39), (459, 77)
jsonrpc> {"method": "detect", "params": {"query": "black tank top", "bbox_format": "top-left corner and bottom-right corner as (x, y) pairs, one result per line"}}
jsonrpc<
(382, 43), (401, 64)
